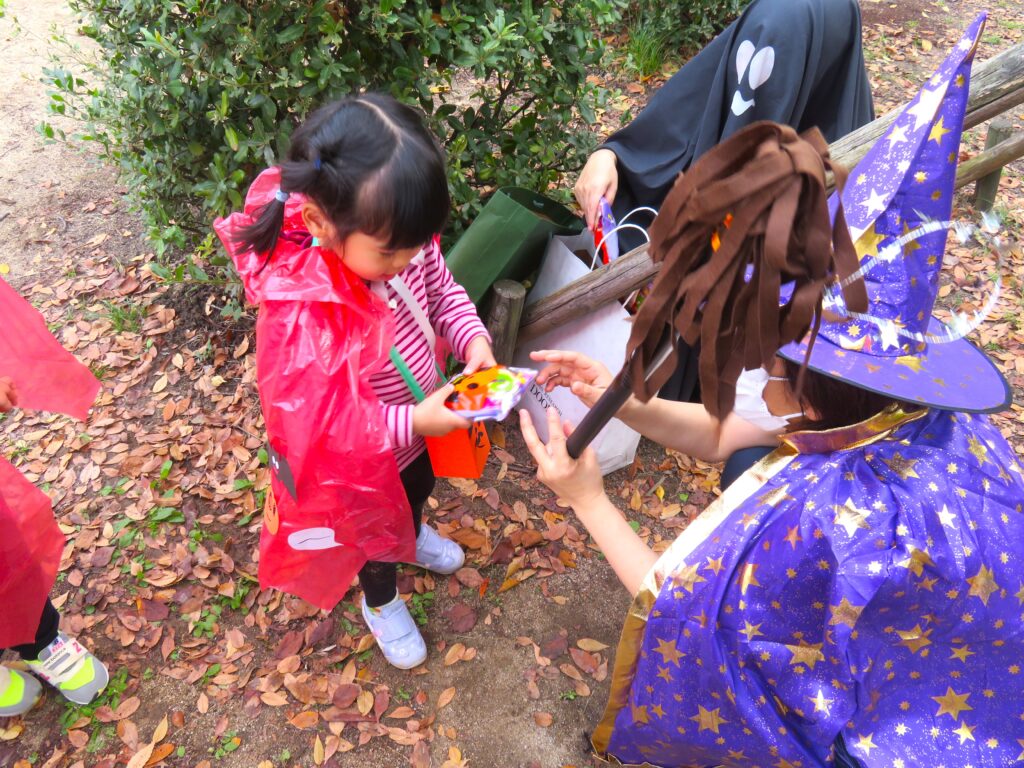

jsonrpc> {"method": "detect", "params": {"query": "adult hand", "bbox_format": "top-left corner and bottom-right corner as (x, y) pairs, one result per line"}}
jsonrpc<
(413, 383), (472, 437)
(530, 349), (613, 409)
(462, 335), (497, 375)
(0, 377), (18, 413)
(519, 408), (605, 511)
(573, 149), (618, 230)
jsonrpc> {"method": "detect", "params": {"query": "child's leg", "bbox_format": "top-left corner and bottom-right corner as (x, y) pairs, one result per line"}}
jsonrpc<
(357, 452), (435, 669)
(358, 451), (435, 606)
(12, 598), (109, 706)
(9, 599), (59, 660)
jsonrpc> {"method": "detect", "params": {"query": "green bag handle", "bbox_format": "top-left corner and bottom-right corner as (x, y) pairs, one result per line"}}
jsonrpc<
(389, 346), (444, 404)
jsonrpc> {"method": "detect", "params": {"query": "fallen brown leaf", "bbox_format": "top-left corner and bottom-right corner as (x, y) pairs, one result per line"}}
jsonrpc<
(332, 683), (360, 709)
(288, 710), (319, 729)
(438, 687), (456, 709)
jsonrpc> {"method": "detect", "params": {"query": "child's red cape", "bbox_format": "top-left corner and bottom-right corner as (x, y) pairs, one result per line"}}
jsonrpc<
(0, 276), (99, 647)
(214, 168), (416, 610)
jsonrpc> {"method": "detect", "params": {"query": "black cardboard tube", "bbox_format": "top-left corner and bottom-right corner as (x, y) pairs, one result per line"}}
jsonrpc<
(565, 335), (675, 459)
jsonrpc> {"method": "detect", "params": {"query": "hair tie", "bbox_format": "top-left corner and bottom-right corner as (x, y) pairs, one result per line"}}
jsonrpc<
(274, 189), (289, 203)
(313, 157), (322, 172)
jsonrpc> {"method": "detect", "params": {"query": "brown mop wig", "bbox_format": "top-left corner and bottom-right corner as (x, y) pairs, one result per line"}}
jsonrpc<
(625, 122), (868, 418)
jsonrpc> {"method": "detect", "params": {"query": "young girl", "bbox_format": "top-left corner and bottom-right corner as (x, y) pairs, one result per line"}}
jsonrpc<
(1, 271), (110, 713)
(215, 94), (495, 669)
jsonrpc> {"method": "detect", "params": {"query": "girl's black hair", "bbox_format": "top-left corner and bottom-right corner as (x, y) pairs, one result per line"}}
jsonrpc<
(237, 93), (450, 258)
(781, 358), (923, 431)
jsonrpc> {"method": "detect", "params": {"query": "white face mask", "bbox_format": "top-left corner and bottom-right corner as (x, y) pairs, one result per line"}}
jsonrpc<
(733, 367), (802, 432)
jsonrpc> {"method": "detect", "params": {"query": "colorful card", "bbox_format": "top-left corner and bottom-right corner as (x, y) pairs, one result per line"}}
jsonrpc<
(445, 365), (537, 421)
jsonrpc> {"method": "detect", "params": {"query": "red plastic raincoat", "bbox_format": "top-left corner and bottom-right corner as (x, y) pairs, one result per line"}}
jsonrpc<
(214, 168), (416, 610)
(0, 276), (99, 648)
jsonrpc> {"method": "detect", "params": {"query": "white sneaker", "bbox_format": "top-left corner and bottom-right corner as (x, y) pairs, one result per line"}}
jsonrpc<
(361, 594), (427, 670)
(0, 666), (42, 717)
(26, 632), (109, 706)
(414, 525), (465, 575)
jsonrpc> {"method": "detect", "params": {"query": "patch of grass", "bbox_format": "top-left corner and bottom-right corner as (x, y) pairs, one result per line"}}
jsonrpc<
(98, 477), (131, 497)
(147, 504), (185, 530)
(624, 17), (668, 78)
(189, 524), (223, 551)
(99, 299), (146, 334)
(60, 667), (130, 731)
(192, 603), (222, 639)
(212, 579), (251, 612)
(86, 724), (115, 753)
(199, 663), (221, 688)
(210, 730), (241, 760)
(88, 363), (112, 380)
(408, 591), (435, 627)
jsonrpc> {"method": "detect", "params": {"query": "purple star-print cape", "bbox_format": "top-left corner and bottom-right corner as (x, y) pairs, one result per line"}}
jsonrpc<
(594, 408), (1024, 767)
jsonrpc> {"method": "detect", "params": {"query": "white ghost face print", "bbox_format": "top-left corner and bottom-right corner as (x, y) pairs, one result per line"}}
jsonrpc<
(731, 39), (776, 116)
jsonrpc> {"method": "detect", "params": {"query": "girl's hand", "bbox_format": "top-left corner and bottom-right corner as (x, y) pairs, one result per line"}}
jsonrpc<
(413, 383), (472, 437)
(0, 377), (18, 413)
(519, 408), (605, 511)
(462, 336), (497, 375)
(530, 349), (613, 409)
(573, 149), (618, 230)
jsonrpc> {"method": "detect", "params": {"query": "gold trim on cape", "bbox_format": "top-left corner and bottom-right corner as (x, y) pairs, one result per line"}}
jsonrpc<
(590, 407), (926, 763)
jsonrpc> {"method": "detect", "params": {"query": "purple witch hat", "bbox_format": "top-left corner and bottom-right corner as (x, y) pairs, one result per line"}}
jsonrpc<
(778, 13), (1010, 413)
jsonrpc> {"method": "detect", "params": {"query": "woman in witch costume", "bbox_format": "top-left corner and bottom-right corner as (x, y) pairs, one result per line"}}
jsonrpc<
(523, 15), (1024, 767)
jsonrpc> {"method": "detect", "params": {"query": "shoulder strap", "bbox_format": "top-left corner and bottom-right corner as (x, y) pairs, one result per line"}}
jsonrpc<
(388, 275), (435, 351)
(386, 274), (445, 402)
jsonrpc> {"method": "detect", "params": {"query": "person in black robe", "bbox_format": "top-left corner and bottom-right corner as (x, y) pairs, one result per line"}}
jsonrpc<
(575, 0), (875, 404)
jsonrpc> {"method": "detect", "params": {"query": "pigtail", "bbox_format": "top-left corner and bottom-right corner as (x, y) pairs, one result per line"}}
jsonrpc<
(234, 159), (323, 262)
(235, 198), (287, 259)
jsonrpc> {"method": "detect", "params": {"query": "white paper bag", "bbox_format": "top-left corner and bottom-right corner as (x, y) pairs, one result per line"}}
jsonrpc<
(513, 232), (642, 474)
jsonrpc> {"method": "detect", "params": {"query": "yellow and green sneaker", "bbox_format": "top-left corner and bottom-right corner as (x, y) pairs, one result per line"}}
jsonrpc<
(25, 633), (109, 706)
(0, 665), (42, 717)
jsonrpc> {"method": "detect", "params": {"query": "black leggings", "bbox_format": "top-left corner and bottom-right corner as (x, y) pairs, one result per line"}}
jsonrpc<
(358, 451), (436, 607)
(8, 598), (60, 660)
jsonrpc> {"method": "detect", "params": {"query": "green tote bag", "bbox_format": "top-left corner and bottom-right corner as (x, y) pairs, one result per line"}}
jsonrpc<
(446, 187), (583, 305)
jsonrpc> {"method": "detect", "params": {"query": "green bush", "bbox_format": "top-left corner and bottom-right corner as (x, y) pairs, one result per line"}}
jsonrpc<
(624, 0), (751, 57)
(44, 0), (625, 261)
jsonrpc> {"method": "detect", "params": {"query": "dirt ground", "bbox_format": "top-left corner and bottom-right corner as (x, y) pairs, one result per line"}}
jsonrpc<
(1, 0), (1022, 767)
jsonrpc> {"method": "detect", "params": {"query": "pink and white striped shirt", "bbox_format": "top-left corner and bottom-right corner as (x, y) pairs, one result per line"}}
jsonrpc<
(368, 237), (490, 470)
